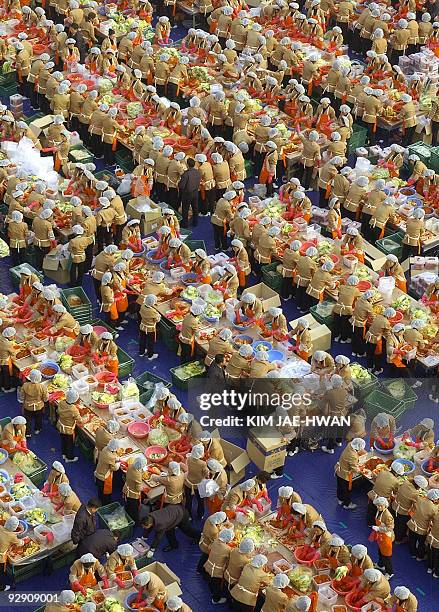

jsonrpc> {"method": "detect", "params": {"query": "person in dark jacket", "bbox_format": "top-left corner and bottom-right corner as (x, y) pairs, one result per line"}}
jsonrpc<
(207, 354), (226, 392)
(178, 158), (201, 229)
(71, 498), (100, 549)
(69, 23), (87, 63)
(140, 503), (200, 557)
(76, 529), (118, 559)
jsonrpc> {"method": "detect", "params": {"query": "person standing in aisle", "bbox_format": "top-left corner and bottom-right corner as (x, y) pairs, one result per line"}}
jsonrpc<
(230, 554), (271, 611)
(69, 225), (92, 286)
(335, 438), (365, 510)
(71, 498), (101, 549)
(123, 455), (147, 525)
(426, 495), (439, 577)
(21, 369), (48, 437)
(0, 327), (18, 394)
(407, 489), (438, 561)
(94, 439), (121, 506)
(184, 443), (208, 520)
(7, 210), (30, 266)
(139, 294), (161, 359)
(179, 304), (203, 363)
(204, 528), (234, 605)
(57, 388), (83, 463)
(32, 209), (55, 271)
(211, 190), (234, 252)
(299, 130), (320, 190)
(178, 158), (201, 228)
(371, 497), (395, 579)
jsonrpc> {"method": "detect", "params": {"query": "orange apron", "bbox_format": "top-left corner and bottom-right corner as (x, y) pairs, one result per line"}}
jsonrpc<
(107, 358), (118, 376)
(376, 517), (393, 556)
(116, 279), (128, 314)
(80, 570), (97, 588)
(2, 434), (21, 455)
(103, 471), (113, 495)
(395, 278), (407, 293)
(207, 495), (222, 515)
(109, 302), (119, 321)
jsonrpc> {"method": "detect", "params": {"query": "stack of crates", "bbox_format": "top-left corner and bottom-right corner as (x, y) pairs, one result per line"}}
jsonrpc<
(10, 264), (43, 289)
(261, 262), (283, 292)
(135, 371), (171, 403)
(376, 232), (403, 259)
(61, 287), (92, 325)
(9, 93), (23, 119)
(348, 123), (368, 156)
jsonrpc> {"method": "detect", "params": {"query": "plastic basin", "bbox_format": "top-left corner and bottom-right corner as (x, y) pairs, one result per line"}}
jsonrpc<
(389, 310), (403, 324)
(267, 350), (284, 363)
(127, 422), (151, 439)
(15, 520), (28, 538)
(233, 334), (253, 346)
(331, 576), (360, 596)
(182, 273), (198, 286)
(95, 370), (117, 387)
(421, 458), (439, 477)
(392, 458), (415, 475)
(373, 440), (395, 455)
(232, 315), (251, 331)
(294, 545), (320, 565)
(144, 445), (168, 463)
(0, 450), (8, 466)
(253, 340), (272, 352)
(357, 281), (372, 292)
(93, 325), (108, 337)
(125, 592), (160, 612)
(39, 361), (60, 379)
(146, 248), (166, 264)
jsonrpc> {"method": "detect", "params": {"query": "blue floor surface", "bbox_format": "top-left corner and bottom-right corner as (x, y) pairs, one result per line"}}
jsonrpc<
(1, 210), (438, 610)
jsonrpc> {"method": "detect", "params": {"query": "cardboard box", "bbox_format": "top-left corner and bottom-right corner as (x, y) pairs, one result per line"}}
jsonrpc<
(220, 439), (251, 486)
(210, 429), (250, 485)
(126, 197), (161, 221)
(246, 427), (287, 472)
(29, 115), (54, 138)
(242, 282), (281, 311)
(289, 313), (331, 351)
(43, 252), (71, 285)
(140, 562), (182, 598)
(364, 240), (387, 271)
(142, 216), (162, 235)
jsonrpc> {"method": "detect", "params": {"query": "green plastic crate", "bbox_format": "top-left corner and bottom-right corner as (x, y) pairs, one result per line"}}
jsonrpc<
(310, 300), (335, 327)
(118, 158), (135, 174)
(50, 544), (77, 570)
(7, 557), (46, 583)
(350, 364), (378, 400)
(94, 169), (120, 190)
(408, 142), (432, 166)
(184, 239), (206, 252)
(97, 502), (134, 540)
(76, 428), (94, 461)
(0, 71), (16, 87)
(380, 380), (417, 412)
(363, 389), (405, 421)
(61, 287), (92, 322)
(135, 371), (171, 402)
(158, 318), (179, 351)
(17, 456), (47, 487)
(244, 159), (254, 178)
(117, 347), (134, 379)
(69, 145), (94, 165)
(376, 233), (403, 259)
(261, 262), (282, 292)
(170, 361), (206, 391)
(0, 416), (11, 429)
(348, 123), (368, 155)
(429, 146), (439, 172)
(0, 84), (17, 97)
(25, 112), (45, 125)
(10, 264), (43, 288)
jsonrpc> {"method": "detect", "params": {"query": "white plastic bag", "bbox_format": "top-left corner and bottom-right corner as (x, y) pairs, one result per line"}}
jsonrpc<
(198, 479), (219, 498)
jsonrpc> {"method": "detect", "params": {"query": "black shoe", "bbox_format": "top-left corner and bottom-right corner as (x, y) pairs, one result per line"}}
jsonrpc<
(163, 546), (178, 552)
